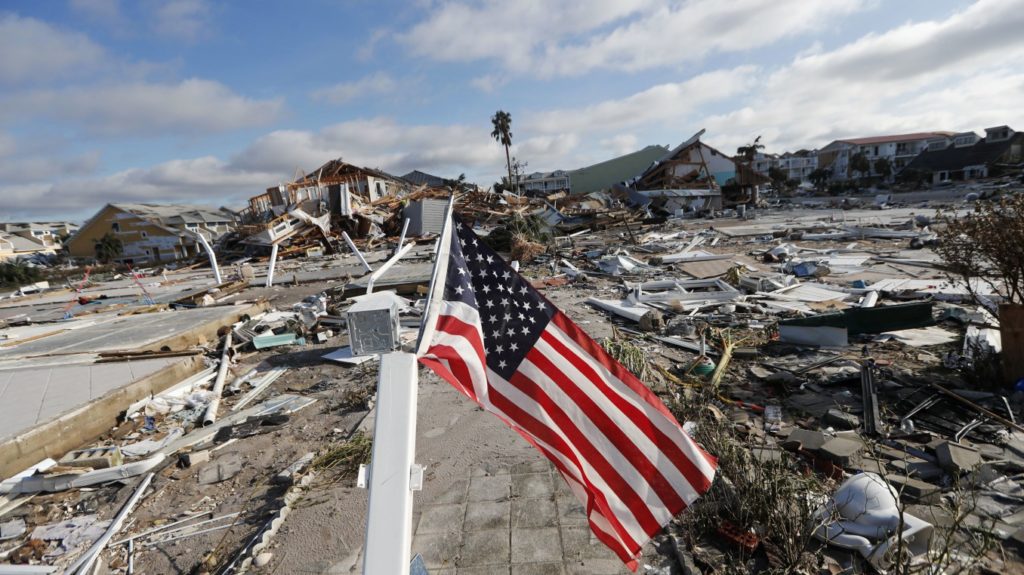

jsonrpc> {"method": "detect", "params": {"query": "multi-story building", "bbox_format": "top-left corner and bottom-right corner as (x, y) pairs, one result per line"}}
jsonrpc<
(518, 170), (571, 195)
(777, 151), (818, 182)
(904, 125), (1023, 184)
(817, 132), (954, 181)
(66, 204), (237, 264)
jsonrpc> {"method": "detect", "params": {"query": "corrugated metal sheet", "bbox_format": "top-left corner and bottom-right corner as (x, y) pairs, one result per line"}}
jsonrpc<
(404, 199), (448, 236)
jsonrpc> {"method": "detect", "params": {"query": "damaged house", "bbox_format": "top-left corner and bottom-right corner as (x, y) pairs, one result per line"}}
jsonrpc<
(66, 203), (237, 265)
(0, 223), (70, 261)
(902, 125), (1024, 184)
(628, 130), (767, 214)
(239, 159), (410, 246)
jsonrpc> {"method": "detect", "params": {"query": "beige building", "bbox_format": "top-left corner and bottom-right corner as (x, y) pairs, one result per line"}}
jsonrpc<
(66, 204), (236, 265)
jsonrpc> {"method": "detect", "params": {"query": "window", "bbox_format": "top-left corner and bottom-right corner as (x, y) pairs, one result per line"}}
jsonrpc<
(141, 231), (148, 239)
(111, 222), (121, 233)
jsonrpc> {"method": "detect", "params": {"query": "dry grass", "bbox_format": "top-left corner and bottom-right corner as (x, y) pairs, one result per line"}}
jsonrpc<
(601, 336), (650, 381)
(313, 432), (373, 479)
(670, 387), (830, 574)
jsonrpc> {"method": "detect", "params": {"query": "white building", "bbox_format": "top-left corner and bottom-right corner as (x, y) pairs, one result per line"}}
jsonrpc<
(751, 150), (818, 183)
(817, 132), (953, 181)
(519, 170), (570, 194)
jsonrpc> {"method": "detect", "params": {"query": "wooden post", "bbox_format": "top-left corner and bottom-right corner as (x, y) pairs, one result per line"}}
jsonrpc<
(1000, 304), (1024, 386)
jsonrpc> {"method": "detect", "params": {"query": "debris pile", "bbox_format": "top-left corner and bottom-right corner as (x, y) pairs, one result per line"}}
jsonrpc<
(3, 185), (1024, 574)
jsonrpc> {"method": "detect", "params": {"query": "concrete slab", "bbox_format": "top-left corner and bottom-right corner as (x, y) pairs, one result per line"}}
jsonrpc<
(512, 563), (565, 575)
(820, 437), (866, 467)
(418, 504), (467, 535)
(513, 472), (555, 498)
(935, 441), (983, 474)
(512, 527), (563, 564)
(0, 305), (247, 363)
(460, 529), (511, 567)
(411, 461), (634, 574)
(0, 358), (177, 441)
(511, 498), (559, 529)
(465, 500), (511, 531)
(468, 473), (512, 502)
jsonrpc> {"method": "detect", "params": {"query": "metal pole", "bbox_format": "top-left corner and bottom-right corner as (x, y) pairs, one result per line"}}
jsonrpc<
(362, 352), (419, 575)
(203, 332), (233, 426)
(397, 218), (410, 253)
(341, 232), (373, 274)
(192, 232), (222, 285)
(266, 244), (279, 288)
(366, 242), (415, 295)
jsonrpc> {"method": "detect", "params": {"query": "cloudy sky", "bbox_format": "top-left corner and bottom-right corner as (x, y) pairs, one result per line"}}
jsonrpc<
(2, 0), (1023, 221)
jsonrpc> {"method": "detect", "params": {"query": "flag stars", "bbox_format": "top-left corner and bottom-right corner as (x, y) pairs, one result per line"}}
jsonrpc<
(498, 359), (507, 369)
(455, 285), (464, 295)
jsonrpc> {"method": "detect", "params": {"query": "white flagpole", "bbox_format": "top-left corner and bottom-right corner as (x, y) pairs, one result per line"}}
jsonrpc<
(416, 194), (457, 357)
(362, 194), (453, 575)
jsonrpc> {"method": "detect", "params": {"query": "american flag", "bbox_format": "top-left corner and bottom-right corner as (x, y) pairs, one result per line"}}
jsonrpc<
(417, 216), (717, 570)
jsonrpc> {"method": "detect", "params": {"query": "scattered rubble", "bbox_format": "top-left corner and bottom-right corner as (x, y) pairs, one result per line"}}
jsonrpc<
(3, 183), (1024, 574)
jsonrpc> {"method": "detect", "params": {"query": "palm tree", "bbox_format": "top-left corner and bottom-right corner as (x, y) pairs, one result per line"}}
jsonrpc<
(490, 110), (513, 194)
(94, 232), (123, 264)
(736, 135), (764, 162)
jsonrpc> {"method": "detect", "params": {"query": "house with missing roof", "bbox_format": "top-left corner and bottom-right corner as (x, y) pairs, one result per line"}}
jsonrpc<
(65, 203), (237, 265)
(902, 126), (1024, 184)
(0, 222), (78, 261)
(627, 130), (768, 214)
(817, 132), (955, 181)
(243, 158), (410, 224)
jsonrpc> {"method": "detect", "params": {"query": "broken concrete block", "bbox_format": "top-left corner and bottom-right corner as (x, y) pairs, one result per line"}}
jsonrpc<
(750, 447), (786, 464)
(1008, 526), (1024, 555)
(198, 453), (243, 484)
(820, 437), (865, 467)
(888, 459), (943, 482)
(639, 309), (665, 332)
(822, 409), (861, 431)
(885, 475), (941, 503)
(59, 446), (123, 469)
(274, 452), (315, 486)
(934, 441), (983, 474)
(786, 428), (828, 452)
(178, 450), (211, 468)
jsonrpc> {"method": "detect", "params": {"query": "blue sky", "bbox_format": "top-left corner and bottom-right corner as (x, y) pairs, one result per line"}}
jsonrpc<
(2, 0), (1022, 221)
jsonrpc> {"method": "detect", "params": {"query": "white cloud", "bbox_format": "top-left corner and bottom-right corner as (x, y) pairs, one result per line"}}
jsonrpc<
(400, 0), (865, 77)
(399, 0), (656, 75)
(311, 72), (399, 105)
(4, 79), (284, 135)
(470, 74), (508, 94)
(0, 157), (277, 219)
(699, 0), (1024, 152)
(525, 67), (756, 135)
(600, 134), (640, 156)
(69, 0), (125, 26)
(0, 117), (510, 219)
(232, 117), (504, 178)
(0, 14), (107, 85)
(152, 0), (212, 42)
